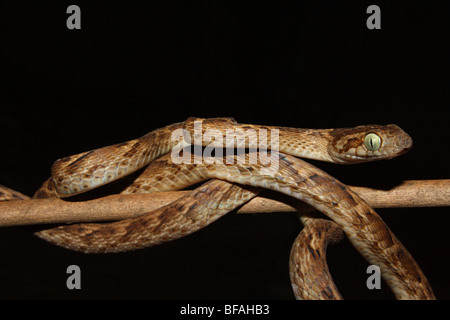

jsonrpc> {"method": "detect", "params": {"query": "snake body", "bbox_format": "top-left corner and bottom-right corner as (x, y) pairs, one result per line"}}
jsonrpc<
(4, 117), (435, 299)
(290, 217), (345, 300)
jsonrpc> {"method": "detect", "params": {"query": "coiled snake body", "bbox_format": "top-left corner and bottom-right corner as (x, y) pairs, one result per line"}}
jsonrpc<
(3, 117), (435, 299)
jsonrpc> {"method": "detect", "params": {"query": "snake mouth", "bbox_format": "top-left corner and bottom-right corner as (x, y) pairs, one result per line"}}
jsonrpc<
(397, 140), (413, 156)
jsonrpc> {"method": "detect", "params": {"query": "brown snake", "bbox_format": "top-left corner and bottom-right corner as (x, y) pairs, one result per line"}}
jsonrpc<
(1, 117), (435, 299)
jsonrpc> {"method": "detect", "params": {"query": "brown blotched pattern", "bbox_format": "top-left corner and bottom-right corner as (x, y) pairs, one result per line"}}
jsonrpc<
(7, 117), (433, 299)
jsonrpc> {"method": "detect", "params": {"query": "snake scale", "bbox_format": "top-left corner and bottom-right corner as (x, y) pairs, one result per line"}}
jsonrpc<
(1, 117), (435, 299)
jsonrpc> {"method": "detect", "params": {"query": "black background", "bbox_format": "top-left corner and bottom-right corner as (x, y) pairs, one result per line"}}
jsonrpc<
(0, 1), (449, 300)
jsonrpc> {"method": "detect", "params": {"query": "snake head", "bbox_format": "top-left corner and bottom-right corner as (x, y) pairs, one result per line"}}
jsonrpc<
(328, 124), (413, 164)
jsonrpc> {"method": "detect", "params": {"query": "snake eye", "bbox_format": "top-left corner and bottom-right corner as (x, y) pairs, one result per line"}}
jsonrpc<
(364, 133), (381, 151)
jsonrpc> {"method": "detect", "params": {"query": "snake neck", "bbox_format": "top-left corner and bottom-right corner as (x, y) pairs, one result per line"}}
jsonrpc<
(183, 117), (336, 163)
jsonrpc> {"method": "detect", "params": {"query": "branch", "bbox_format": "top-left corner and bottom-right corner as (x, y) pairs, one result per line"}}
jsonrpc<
(0, 179), (449, 227)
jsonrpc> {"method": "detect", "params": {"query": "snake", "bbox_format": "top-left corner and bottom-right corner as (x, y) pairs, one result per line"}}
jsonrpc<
(1, 117), (435, 299)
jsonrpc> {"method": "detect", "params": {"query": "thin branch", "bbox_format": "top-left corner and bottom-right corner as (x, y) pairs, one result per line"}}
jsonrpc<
(0, 179), (449, 227)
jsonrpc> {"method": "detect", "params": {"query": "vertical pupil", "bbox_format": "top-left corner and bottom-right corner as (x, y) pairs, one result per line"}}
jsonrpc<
(364, 133), (380, 151)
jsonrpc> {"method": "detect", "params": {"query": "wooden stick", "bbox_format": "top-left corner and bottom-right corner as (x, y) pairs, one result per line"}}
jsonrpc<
(0, 179), (449, 227)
